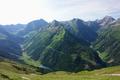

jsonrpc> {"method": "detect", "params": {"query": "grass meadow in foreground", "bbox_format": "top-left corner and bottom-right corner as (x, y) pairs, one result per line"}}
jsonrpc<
(0, 61), (120, 80)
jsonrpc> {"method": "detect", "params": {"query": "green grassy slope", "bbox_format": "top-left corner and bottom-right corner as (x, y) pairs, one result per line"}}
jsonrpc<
(0, 59), (39, 80)
(0, 60), (120, 80)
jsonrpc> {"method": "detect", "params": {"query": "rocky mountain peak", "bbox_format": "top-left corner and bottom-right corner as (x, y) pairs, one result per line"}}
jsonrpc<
(51, 20), (62, 27)
(97, 16), (115, 26)
(102, 16), (115, 22)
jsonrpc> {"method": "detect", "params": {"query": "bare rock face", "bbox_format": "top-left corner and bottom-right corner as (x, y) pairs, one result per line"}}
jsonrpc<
(97, 16), (115, 26)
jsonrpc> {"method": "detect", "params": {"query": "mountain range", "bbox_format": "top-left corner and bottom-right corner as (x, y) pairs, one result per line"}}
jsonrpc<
(0, 16), (120, 73)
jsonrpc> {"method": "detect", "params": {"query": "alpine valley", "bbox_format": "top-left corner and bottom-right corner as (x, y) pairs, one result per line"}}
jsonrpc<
(0, 16), (120, 80)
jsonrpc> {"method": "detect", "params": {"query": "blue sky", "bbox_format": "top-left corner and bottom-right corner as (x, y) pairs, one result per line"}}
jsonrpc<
(0, 0), (119, 24)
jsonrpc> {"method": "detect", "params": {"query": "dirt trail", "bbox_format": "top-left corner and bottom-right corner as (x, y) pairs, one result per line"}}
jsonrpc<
(22, 76), (30, 80)
(106, 74), (120, 76)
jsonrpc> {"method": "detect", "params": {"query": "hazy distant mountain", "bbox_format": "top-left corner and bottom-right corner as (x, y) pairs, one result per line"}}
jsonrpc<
(17, 19), (48, 36)
(2, 24), (26, 34)
(0, 26), (22, 60)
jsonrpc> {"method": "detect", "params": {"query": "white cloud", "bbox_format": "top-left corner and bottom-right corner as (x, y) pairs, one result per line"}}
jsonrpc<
(0, 0), (119, 24)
